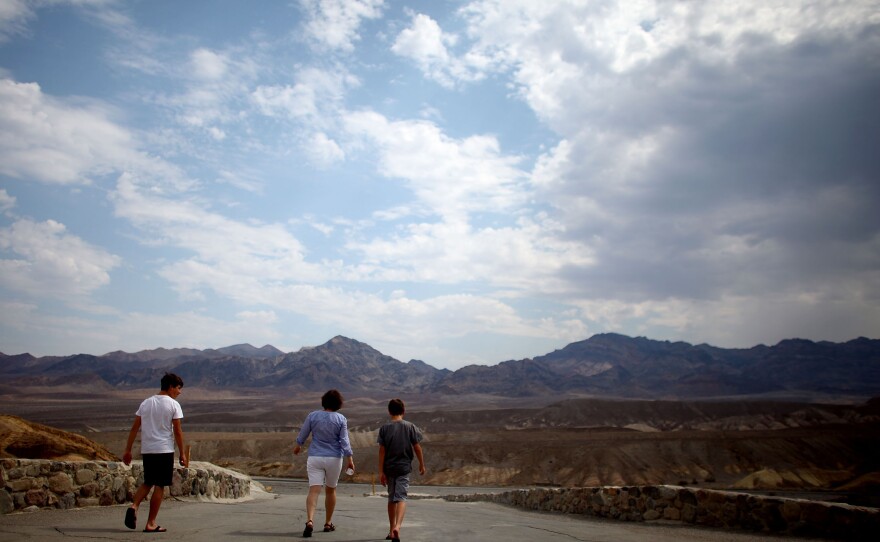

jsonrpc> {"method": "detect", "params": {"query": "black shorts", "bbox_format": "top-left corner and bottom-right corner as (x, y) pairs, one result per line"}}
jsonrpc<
(142, 453), (174, 487)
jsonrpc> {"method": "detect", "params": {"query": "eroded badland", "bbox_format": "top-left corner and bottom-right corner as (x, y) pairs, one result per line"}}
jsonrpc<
(2, 387), (878, 507)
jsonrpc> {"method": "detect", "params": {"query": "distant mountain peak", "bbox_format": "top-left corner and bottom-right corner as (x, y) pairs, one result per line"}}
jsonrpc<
(3, 333), (878, 400)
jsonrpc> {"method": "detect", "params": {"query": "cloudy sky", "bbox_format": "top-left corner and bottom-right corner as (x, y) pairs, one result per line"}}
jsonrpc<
(1, 0), (878, 369)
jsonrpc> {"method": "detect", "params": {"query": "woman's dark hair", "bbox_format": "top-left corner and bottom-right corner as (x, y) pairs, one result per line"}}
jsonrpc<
(388, 398), (405, 416)
(161, 373), (184, 391)
(321, 389), (344, 411)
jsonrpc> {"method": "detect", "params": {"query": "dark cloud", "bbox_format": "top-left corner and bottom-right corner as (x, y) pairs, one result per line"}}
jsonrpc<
(549, 23), (880, 306)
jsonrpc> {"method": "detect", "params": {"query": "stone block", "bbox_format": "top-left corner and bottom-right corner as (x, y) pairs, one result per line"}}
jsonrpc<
(76, 496), (100, 508)
(99, 489), (114, 506)
(48, 472), (73, 494)
(0, 489), (13, 515)
(663, 506), (681, 520)
(6, 479), (32, 492)
(781, 500), (801, 522)
(80, 482), (98, 498)
(75, 468), (96, 484)
(682, 503), (697, 523)
(24, 488), (47, 507)
(58, 492), (77, 510)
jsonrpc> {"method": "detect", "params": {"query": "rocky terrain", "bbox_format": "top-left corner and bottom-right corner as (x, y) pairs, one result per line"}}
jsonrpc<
(2, 333), (878, 507)
(2, 391), (878, 507)
(0, 415), (117, 461)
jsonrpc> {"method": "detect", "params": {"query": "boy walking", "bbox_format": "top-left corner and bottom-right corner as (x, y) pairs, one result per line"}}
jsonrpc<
(122, 373), (188, 533)
(377, 398), (425, 542)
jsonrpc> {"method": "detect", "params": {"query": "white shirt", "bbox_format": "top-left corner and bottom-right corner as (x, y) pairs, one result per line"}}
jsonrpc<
(135, 394), (184, 454)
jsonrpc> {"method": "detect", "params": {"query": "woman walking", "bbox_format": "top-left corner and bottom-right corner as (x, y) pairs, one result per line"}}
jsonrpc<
(293, 389), (356, 537)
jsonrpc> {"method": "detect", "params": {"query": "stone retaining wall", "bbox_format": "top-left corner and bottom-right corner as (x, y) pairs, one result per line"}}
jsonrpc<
(0, 459), (252, 514)
(445, 486), (879, 540)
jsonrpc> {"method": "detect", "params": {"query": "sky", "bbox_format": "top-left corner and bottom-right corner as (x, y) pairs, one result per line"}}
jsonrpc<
(1, 0), (878, 370)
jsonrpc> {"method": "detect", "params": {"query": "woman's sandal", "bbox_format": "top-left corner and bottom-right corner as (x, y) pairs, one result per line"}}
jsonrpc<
(323, 523), (336, 532)
(303, 520), (314, 538)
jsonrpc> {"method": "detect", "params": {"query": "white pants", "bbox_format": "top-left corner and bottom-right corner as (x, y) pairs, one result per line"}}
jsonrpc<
(306, 456), (343, 488)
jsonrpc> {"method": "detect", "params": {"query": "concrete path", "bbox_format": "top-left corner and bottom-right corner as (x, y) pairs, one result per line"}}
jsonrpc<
(0, 480), (819, 541)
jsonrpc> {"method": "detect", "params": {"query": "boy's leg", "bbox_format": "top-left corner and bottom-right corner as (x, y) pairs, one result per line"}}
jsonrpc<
(387, 501), (395, 534)
(141, 452), (173, 531)
(387, 474), (410, 539)
(131, 483), (152, 509)
(144, 486), (164, 530)
(393, 501), (407, 536)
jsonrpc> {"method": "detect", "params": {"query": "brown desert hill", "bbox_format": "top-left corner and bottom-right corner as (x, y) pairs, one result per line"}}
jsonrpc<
(0, 414), (118, 461)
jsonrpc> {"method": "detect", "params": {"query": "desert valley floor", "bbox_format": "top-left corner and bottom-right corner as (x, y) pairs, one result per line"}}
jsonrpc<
(1, 386), (878, 507)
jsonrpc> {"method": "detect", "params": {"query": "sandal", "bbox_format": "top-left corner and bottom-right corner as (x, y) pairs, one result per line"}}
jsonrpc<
(303, 520), (313, 538)
(124, 507), (136, 530)
(323, 523), (335, 532)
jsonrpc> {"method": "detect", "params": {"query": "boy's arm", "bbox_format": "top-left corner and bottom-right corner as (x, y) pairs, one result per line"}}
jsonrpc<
(173, 418), (188, 467)
(378, 444), (387, 486)
(413, 442), (426, 475)
(123, 416), (141, 466)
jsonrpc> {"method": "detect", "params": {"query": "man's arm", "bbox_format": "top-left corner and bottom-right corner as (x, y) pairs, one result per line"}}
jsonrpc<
(123, 416), (141, 466)
(173, 418), (188, 467)
(413, 442), (426, 476)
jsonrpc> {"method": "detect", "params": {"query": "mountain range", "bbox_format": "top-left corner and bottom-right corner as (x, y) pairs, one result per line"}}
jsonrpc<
(2, 333), (879, 400)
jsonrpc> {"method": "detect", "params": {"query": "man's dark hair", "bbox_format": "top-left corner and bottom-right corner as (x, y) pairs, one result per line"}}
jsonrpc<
(388, 398), (405, 416)
(321, 389), (344, 411)
(160, 373), (184, 391)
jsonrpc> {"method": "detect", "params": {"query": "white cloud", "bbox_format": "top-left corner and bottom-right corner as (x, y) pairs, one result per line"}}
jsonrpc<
(0, 0), (33, 42)
(252, 83), (317, 118)
(391, 12), (488, 88)
(0, 79), (134, 184)
(0, 77), (190, 191)
(251, 66), (357, 128)
(307, 131), (345, 167)
(0, 302), (286, 356)
(110, 173), (329, 305)
(0, 188), (15, 212)
(191, 48), (229, 80)
(343, 110), (528, 219)
(299, 0), (385, 52)
(0, 218), (120, 299)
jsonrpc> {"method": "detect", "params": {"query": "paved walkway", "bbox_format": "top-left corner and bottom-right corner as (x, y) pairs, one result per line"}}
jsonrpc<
(0, 481), (819, 541)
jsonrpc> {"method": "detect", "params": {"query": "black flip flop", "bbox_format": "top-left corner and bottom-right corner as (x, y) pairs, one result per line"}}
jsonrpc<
(143, 525), (166, 533)
(124, 507), (136, 530)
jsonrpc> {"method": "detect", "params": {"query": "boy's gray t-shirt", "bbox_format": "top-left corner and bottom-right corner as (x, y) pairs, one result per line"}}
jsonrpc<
(377, 420), (423, 476)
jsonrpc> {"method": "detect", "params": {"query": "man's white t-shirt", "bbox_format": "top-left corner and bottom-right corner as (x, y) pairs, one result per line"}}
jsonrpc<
(136, 394), (184, 454)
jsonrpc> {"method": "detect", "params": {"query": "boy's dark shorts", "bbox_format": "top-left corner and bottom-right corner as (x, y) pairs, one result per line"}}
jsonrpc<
(142, 453), (174, 487)
(386, 474), (410, 503)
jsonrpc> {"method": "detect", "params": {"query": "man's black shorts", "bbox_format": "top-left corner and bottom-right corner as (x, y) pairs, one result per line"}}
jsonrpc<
(142, 453), (174, 487)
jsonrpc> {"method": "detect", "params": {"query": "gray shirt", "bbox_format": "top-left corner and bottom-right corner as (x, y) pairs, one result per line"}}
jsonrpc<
(377, 419), (423, 476)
